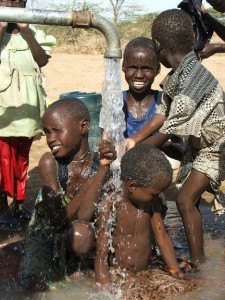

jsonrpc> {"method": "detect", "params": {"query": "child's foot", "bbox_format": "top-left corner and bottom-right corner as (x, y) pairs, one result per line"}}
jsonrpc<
(177, 258), (199, 274)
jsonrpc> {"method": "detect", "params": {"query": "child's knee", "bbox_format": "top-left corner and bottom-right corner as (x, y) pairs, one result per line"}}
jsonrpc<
(65, 220), (95, 257)
(176, 192), (198, 214)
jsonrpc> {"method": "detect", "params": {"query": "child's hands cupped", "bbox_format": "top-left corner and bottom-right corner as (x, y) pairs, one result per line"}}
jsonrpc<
(98, 140), (117, 167)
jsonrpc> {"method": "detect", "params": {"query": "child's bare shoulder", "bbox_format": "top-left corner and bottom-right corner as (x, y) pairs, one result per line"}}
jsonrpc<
(39, 152), (57, 173)
(98, 193), (120, 214)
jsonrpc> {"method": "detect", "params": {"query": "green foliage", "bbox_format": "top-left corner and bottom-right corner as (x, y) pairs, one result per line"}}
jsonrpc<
(116, 13), (156, 46)
(37, 9), (225, 54)
(37, 12), (157, 52)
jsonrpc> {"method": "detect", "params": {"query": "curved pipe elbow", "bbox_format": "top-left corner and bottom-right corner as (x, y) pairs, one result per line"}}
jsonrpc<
(71, 11), (122, 58)
(90, 13), (122, 59)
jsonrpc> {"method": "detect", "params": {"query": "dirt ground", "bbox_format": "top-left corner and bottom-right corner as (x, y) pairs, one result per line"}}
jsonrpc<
(24, 52), (225, 211)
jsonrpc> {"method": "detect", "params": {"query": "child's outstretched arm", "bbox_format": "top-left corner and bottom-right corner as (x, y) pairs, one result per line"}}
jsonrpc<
(17, 23), (49, 67)
(199, 43), (225, 59)
(39, 140), (116, 229)
(124, 113), (166, 151)
(95, 199), (114, 292)
(75, 139), (116, 221)
(143, 130), (171, 148)
(151, 212), (184, 277)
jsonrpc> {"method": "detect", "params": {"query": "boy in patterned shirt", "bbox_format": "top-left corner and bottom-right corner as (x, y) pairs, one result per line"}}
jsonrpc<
(142, 9), (225, 264)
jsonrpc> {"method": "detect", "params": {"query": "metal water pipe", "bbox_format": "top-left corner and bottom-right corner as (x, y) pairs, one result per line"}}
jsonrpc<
(0, 7), (122, 58)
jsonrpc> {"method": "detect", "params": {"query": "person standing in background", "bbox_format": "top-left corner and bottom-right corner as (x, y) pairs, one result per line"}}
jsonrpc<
(0, 0), (56, 224)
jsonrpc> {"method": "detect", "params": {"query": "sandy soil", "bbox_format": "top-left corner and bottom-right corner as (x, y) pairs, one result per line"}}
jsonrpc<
(25, 52), (225, 211)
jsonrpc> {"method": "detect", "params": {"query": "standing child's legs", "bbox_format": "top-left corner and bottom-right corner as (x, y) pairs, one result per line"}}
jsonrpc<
(176, 169), (210, 263)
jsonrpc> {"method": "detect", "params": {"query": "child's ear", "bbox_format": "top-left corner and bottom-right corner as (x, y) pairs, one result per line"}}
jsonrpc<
(80, 119), (89, 134)
(155, 63), (161, 76)
(128, 181), (137, 192)
(154, 39), (162, 53)
(122, 61), (125, 73)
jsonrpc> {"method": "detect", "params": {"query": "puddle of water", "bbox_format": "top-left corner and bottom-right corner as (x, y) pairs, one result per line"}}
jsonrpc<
(1, 201), (224, 300)
(165, 201), (225, 300)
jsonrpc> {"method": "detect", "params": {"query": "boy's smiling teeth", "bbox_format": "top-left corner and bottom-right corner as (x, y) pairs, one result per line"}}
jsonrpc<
(133, 81), (145, 88)
(52, 145), (60, 150)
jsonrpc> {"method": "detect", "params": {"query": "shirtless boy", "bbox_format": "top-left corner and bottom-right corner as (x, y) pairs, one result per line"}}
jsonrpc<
(95, 144), (183, 291)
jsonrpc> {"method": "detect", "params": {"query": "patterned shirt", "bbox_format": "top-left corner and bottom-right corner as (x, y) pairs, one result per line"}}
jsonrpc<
(157, 51), (225, 147)
(156, 51), (225, 214)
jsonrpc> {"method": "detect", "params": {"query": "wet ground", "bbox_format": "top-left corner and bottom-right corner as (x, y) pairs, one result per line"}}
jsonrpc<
(0, 200), (224, 300)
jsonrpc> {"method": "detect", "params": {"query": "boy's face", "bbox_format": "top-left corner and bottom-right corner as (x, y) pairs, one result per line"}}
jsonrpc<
(128, 178), (170, 209)
(122, 48), (159, 94)
(207, 0), (225, 13)
(130, 186), (162, 209)
(42, 108), (88, 159)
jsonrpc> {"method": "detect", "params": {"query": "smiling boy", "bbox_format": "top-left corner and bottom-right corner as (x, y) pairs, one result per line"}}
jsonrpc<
(20, 99), (117, 290)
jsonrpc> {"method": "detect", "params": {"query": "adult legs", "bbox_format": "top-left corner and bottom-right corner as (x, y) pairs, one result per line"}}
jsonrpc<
(176, 169), (210, 263)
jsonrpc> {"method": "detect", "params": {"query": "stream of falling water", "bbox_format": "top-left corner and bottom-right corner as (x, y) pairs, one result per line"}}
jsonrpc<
(99, 57), (126, 168)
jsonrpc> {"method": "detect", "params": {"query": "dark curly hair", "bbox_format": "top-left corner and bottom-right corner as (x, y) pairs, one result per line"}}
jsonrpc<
(121, 144), (172, 188)
(123, 36), (160, 73)
(123, 37), (155, 59)
(152, 9), (194, 55)
(45, 98), (90, 122)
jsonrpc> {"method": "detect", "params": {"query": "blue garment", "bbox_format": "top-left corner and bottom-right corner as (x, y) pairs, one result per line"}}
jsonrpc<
(122, 90), (159, 138)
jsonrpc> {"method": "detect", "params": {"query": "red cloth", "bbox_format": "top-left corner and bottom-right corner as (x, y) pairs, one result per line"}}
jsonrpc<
(0, 137), (33, 201)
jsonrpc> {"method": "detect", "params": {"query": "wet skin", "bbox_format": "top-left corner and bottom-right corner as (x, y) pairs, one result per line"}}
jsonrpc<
(40, 105), (117, 227)
(95, 177), (181, 290)
(42, 107), (93, 200)
(112, 182), (168, 270)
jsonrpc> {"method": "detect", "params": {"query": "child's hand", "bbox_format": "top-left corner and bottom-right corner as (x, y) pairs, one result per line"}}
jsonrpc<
(200, 4), (206, 14)
(124, 138), (136, 151)
(98, 140), (117, 167)
(0, 22), (8, 28)
(16, 23), (29, 29)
